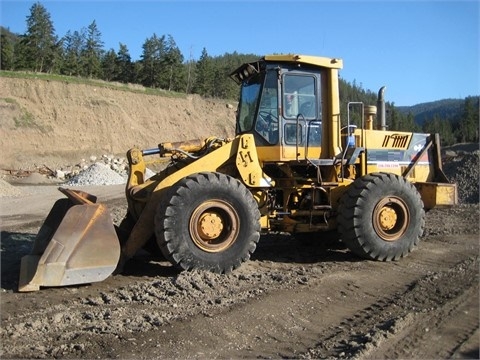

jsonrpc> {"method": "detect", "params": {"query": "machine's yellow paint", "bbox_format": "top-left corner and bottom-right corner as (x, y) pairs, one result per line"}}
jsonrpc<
(264, 54), (343, 69)
(415, 182), (458, 209)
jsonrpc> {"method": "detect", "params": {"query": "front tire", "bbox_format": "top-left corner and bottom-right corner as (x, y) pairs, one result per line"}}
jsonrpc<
(337, 173), (425, 261)
(155, 172), (261, 273)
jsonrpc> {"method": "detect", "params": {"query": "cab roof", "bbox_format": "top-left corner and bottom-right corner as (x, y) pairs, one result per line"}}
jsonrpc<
(263, 54), (343, 69)
(229, 54), (343, 84)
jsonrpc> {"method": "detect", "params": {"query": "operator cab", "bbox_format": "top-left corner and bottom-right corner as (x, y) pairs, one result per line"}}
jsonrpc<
(231, 55), (326, 162)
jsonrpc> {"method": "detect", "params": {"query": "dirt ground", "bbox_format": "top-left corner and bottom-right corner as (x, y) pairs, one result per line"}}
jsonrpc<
(1, 77), (479, 359)
(1, 185), (479, 359)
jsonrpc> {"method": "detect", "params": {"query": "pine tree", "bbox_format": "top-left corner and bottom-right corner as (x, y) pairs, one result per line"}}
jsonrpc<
(12, 35), (29, 70)
(423, 115), (455, 146)
(139, 33), (165, 88)
(388, 104), (399, 131)
(162, 35), (184, 91)
(116, 43), (133, 83)
(458, 96), (479, 143)
(0, 32), (15, 70)
(23, 2), (58, 72)
(101, 48), (118, 81)
(139, 36), (156, 87)
(81, 20), (104, 78)
(61, 29), (85, 76)
(193, 48), (214, 97)
(185, 47), (196, 94)
(404, 112), (420, 132)
(131, 61), (142, 84)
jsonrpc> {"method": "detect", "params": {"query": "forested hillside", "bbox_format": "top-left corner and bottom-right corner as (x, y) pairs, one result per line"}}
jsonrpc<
(398, 99), (465, 125)
(398, 97), (479, 145)
(1, 2), (478, 146)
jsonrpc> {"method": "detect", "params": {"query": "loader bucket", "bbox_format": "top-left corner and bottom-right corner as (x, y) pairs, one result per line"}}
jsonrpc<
(18, 188), (121, 292)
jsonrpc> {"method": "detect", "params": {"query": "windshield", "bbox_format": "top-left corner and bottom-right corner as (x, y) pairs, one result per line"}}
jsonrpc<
(237, 73), (263, 133)
(254, 70), (279, 144)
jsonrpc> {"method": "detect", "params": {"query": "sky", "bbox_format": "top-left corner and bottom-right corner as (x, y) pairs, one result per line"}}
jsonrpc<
(1, 0), (479, 106)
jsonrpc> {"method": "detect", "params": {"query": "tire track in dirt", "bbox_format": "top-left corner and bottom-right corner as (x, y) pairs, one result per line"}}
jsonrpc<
(380, 284), (479, 359)
(355, 257), (479, 359)
(297, 256), (478, 359)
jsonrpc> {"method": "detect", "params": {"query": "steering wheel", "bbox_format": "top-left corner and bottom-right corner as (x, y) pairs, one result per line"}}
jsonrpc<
(257, 111), (279, 131)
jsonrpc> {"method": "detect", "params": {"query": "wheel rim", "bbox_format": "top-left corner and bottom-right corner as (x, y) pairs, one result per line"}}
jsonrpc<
(190, 200), (239, 252)
(373, 197), (409, 242)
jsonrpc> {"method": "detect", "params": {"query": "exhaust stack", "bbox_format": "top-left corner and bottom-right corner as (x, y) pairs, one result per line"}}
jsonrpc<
(377, 86), (387, 130)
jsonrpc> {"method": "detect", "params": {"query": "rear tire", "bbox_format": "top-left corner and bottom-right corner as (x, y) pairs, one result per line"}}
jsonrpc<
(155, 172), (261, 273)
(337, 173), (425, 261)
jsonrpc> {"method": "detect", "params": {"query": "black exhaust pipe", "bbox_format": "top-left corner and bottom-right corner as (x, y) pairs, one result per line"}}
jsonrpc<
(377, 86), (387, 131)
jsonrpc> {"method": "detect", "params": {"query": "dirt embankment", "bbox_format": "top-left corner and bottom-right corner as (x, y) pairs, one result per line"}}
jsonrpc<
(0, 77), (236, 170)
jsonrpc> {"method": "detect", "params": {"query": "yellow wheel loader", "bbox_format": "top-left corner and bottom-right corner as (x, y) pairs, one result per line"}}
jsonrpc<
(18, 54), (457, 291)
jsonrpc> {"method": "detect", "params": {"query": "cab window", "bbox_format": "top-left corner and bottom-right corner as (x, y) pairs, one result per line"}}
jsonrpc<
(284, 123), (303, 145)
(283, 75), (317, 119)
(254, 70), (279, 144)
(237, 73), (262, 133)
(307, 121), (321, 146)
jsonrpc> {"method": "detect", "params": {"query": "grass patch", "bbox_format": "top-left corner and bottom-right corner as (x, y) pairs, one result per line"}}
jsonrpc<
(0, 97), (38, 129)
(13, 111), (51, 133)
(3, 97), (17, 104)
(4, 100), (50, 132)
(14, 110), (35, 128)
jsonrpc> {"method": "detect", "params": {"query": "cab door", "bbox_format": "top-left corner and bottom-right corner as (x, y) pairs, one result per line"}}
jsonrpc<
(281, 71), (321, 160)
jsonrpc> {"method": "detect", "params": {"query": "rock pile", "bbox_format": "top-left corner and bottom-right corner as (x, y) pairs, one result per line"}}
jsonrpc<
(65, 162), (127, 186)
(55, 155), (129, 183)
(443, 150), (479, 204)
(0, 178), (24, 197)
